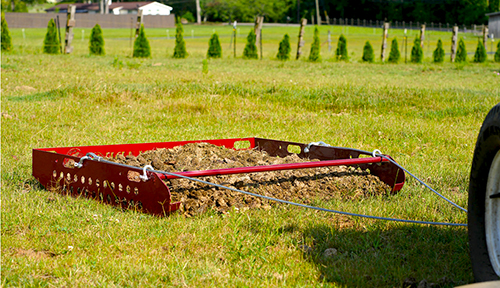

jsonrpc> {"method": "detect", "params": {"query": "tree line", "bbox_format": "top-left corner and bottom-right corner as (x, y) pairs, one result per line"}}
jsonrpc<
(168, 0), (499, 26)
(2, 0), (498, 26)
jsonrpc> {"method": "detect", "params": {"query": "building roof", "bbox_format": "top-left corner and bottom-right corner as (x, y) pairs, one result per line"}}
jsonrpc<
(111, 2), (154, 10)
(486, 11), (500, 17)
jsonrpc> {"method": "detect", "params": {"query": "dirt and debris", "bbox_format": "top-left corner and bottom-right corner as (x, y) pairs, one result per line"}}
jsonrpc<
(108, 143), (392, 217)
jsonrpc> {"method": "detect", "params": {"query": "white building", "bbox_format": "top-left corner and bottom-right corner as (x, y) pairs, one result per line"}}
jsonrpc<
(111, 1), (173, 15)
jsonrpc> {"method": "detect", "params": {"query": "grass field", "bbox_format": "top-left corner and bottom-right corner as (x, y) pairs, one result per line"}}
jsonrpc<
(1, 24), (500, 287)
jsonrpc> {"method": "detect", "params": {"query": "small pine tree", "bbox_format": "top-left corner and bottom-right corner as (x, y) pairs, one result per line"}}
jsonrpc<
(173, 18), (187, 58)
(309, 27), (320, 62)
(433, 39), (445, 63)
(89, 24), (105, 56)
(362, 41), (374, 63)
(388, 38), (400, 63)
(410, 37), (423, 63)
(43, 18), (60, 54)
(1, 14), (12, 52)
(335, 34), (348, 61)
(133, 24), (151, 58)
(276, 33), (291, 60)
(473, 40), (487, 63)
(207, 33), (222, 58)
(495, 41), (500, 63)
(243, 29), (258, 59)
(456, 38), (467, 63)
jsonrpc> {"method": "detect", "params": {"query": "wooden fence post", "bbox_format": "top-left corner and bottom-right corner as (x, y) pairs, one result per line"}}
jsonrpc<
(254, 16), (263, 44)
(483, 25), (489, 49)
(135, 9), (143, 38)
(451, 25), (458, 62)
(296, 18), (307, 60)
(381, 22), (389, 62)
(64, 5), (76, 54)
(420, 24), (425, 48)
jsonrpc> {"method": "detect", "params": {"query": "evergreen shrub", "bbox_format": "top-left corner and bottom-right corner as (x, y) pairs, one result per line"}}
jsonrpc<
(173, 18), (187, 58)
(43, 18), (60, 54)
(362, 41), (374, 63)
(473, 40), (487, 63)
(276, 33), (291, 60)
(433, 39), (445, 63)
(410, 37), (423, 63)
(207, 33), (222, 58)
(335, 34), (348, 61)
(456, 38), (467, 63)
(133, 24), (151, 58)
(308, 27), (320, 62)
(495, 41), (500, 63)
(243, 30), (258, 59)
(1, 13), (12, 52)
(89, 24), (105, 55)
(388, 38), (400, 63)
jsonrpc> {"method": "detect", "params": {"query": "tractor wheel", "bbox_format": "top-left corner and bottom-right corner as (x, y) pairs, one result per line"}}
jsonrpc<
(468, 103), (500, 282)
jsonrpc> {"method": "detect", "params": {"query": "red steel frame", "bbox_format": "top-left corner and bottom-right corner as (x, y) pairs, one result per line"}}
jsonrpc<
(32, 137), (405, 216)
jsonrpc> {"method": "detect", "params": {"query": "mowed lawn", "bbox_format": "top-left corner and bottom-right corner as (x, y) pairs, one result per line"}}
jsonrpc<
(1, 24), (500, 287)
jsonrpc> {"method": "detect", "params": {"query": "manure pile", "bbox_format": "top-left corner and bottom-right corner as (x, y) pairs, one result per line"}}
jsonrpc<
(109, 143), (391, 217)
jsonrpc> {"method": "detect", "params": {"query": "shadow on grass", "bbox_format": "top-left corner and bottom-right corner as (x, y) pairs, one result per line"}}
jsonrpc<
(7, 87), (74, 102)
(296, 223), (472, 287)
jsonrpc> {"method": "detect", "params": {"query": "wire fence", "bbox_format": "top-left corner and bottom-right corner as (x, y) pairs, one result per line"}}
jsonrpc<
(314, 17), (486, 35)
(6, 13), (487, 36)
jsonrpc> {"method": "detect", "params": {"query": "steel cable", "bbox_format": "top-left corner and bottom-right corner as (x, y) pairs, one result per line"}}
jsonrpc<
(373, 151), (468, 213)
(84, 152), (467, 226)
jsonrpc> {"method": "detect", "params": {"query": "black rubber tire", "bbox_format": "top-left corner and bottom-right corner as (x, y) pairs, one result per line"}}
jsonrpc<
(468, 103), (500, 282)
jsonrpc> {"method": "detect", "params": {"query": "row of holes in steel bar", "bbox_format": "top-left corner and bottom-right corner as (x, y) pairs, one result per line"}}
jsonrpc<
(53, 170), (144, 210)
(53, 170), (139, 195)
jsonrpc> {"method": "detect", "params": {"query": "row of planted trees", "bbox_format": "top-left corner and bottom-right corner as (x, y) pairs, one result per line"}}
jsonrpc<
(303, 26), (497, 63)
(367, 34), (489, 63)
(2, 14), (500, 64)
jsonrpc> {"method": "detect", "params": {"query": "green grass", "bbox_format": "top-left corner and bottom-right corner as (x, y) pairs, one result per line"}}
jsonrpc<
(2, 25), (500, 287)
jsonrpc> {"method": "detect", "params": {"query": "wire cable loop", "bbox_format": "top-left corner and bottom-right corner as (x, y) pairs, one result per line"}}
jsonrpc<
(140, 165), (153, 181)
(74, 155), (90, 168)
(304, 141), (331, 153)
(372, 149), (382, 158)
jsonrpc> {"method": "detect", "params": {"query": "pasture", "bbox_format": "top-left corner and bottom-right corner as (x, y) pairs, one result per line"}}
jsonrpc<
(1, 24), (500, 287)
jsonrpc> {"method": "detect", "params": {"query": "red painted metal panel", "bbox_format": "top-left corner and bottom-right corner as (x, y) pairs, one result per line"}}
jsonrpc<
(37, 138), (256, 158)
(32, 149), (180, 216)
